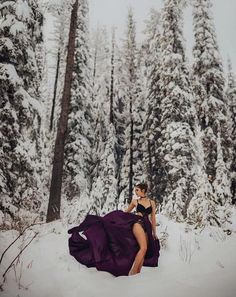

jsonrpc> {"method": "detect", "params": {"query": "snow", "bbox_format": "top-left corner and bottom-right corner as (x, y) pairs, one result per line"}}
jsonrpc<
(0, 64), (22, 86)
(0, 0), (235, 295)
(15, 0), (31, 21)
(1, 209), (236, 297)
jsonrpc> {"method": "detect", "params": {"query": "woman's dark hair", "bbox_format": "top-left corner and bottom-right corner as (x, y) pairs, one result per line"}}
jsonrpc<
(135, 183), (148, 193)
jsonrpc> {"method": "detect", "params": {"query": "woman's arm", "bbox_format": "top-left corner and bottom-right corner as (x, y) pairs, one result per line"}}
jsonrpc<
(151, 200), (158, 239)
(124, 199), (136, 213)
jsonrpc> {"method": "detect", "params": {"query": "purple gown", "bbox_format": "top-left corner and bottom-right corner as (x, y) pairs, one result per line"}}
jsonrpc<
(68, 210), (160, 277)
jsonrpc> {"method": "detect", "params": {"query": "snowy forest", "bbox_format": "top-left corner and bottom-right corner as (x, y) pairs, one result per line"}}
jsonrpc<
(0, 0), (236, 232)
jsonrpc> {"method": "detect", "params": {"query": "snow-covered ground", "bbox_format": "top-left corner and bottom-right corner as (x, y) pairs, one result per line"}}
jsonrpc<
(1, 208), (236, 297)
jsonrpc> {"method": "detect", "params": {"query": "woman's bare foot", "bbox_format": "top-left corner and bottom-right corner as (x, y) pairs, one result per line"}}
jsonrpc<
(128, 269), (139, 276)
(128, 254), (145, 276)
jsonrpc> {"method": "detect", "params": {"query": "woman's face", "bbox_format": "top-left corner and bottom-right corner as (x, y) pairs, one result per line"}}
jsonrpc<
(134, 187), (145, 197)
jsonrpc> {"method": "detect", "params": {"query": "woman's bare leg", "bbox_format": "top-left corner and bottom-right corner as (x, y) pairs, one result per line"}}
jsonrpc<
(128, 223), (147, 275)
(136, 233), (148, 273)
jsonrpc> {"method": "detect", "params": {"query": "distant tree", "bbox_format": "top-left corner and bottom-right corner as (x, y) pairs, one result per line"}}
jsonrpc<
(142, 7), (162, 200)
(119, 8), (139, 204)
(89, 26), (118, 215)
(112, 45), (127, 201)
(89, 122), (118, 216)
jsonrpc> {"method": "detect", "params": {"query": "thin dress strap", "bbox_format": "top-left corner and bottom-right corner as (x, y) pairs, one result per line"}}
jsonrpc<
(137, 199), (151, 207)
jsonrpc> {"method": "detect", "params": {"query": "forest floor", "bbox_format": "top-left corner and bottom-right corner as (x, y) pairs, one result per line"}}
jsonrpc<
(1, 207), (236, 297)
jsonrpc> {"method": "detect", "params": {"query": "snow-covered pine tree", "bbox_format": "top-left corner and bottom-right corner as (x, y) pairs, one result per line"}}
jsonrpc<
(61, 0), (95, 223)
(119, 7), (143, 204)
(88, 25), (119, 215)
(43, 0), (77, 135)
(132, 53), (148, 187)
(213, 133), (232, 226)
(112, 43), (128, 204)
(187, 124), (231, 228)
(226, 58), (236, 205)
(0, 0), (44, 226)
(141, 7), (162, 200)
(46, 0), (81, 223)
(89, 118), (118, 215)
(99, 124), (118, 215)
(90, 25), (110, 113)
(128, 24), (150, 188)
(192, 0), (232, 181)
(187, 0), (233, 228)
(34, 0), (74, 221)
(157, 0), (199, 221)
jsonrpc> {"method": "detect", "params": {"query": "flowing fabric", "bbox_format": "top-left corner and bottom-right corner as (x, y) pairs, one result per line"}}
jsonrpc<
(68, 210), (160, 277)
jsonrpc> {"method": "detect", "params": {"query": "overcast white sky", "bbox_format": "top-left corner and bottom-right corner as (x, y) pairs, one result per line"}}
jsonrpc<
(89, 0), (236, 73)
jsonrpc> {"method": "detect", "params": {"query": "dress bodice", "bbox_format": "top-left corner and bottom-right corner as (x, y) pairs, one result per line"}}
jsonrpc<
(136, 199), (152, 215)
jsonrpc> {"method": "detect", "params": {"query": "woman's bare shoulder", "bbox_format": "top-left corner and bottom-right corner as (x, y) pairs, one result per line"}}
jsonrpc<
(149, 198), (156, 206)
(131, 198), (138, 205)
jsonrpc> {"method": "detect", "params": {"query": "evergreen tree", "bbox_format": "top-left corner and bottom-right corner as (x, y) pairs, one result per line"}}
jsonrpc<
(61, 0), (95, 223)
(213, 134), (232, 206)
(89, 26), (119, 215)
(187, 166), (219, 227)
(89, 120), (118, 216)
(142, 7), (162, 200)
(132, 66), (147, 187)
(47, 0), (80, 222)
(157, 0), (199, 221)
(192, 0), (232, 179)
(0, 0), (44, 224)
(112, 45), (128, 201)
(188, 0), (233, 227)
(226, 58), (236, 204)
(36, 0), (75, 221)
(91, 25), (110, 97)
(187, 126), (230, 228)
(45, 0), (77, 135)
(119, 7), (140, 204)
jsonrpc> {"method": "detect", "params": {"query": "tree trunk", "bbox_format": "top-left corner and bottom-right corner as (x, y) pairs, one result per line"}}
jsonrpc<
(46, 0), (79, 223)
(109, 29), (115, 124)
(50, 49), (61, 131)
(147, 138), (153, 192)
(129, 96), (134, 204)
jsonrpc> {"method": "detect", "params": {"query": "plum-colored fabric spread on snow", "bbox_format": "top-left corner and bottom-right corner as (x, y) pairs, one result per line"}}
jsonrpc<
(68, 210), (160, 276)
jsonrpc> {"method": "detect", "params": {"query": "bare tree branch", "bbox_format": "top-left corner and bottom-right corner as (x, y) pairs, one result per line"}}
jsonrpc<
(2, 232), (38, 281)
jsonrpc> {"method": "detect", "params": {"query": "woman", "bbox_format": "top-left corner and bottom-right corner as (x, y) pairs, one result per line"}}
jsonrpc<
(125, 183), (158, 275)
(68, 183), (160, 277)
